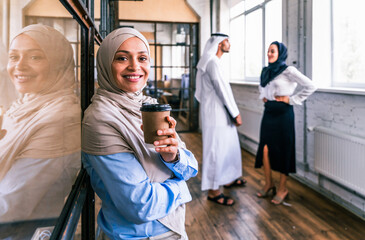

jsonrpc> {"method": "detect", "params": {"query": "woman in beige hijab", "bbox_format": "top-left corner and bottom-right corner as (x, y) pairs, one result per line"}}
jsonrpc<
(82, 27), (198, 240)
(0, 24), (81, 223)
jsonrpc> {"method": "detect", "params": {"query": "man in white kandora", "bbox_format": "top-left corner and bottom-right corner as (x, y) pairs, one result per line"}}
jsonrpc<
(195, 33), (246, 206)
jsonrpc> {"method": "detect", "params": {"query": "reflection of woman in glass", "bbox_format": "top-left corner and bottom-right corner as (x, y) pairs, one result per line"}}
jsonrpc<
(82, 27), (197, 239)
(0, 24), (81, 223)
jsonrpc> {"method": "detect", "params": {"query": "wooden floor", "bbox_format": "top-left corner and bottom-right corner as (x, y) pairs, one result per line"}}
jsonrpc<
(180, 132), (365, 240)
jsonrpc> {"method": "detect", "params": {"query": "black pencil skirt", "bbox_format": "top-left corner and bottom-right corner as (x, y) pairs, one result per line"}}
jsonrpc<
(255, 101), (296, 175)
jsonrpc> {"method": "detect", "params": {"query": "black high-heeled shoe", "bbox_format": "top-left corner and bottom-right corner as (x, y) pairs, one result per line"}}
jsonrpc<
(257, 186), (276, 198)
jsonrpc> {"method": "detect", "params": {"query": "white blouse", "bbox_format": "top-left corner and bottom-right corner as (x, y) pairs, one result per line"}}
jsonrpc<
(259, 66), (317, 105)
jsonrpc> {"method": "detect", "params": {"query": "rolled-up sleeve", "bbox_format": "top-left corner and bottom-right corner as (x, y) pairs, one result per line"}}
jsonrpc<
(161, 148), (198, 181)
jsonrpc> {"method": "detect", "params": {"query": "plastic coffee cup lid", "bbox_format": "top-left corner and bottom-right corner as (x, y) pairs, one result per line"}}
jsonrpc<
(140, 103), (172, 112)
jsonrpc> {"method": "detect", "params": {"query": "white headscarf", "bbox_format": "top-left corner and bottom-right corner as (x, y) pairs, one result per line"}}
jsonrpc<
(0, 24), (81, 181)
(195, 33), (228, 102)
(82, 27), (187, 238)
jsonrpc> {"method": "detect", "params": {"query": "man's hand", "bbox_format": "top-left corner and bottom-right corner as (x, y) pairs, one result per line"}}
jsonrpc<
(235, 114), (242, 127)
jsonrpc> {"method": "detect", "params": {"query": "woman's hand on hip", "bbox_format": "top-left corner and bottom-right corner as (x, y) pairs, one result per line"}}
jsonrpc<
(275, 96), (290, 104)
(154, 116), (179, 162)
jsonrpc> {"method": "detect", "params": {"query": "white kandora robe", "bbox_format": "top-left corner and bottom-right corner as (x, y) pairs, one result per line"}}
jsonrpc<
(196, 55), (242, 191)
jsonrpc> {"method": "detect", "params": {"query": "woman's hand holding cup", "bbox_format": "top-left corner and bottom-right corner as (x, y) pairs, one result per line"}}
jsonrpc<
(140, 103), (178, 162)
(154, 116), (179, 162)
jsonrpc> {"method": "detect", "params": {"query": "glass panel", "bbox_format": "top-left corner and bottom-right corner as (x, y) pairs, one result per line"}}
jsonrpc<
(191, 45), (199, 67)
(265, 0), (282, 65)
(174, 24), (190, 46)
(245, 0), (264, 11)
(156, 23), (173, 44)
(156, 23), (190, 45)
(230, 1), (244, 19)
(245, 9), (262, 78)
(119, 22), (155, 44)
(333, 0), (365, 86)
(0, 5), (81, 239)
(230, 15), (245, 80)
(312, 0), (332, 88)
(191, 24), (198, 46)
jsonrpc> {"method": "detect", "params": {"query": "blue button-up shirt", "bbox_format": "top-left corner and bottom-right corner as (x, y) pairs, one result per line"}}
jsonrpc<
(82, 148), (198, 239)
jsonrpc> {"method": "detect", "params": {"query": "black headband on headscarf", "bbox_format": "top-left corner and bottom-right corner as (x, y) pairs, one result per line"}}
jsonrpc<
(211, 33), (229, 38)
(260, 41), (288, 87)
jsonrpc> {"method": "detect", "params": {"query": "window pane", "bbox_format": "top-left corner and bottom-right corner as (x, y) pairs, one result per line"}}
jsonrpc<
(333, 0), (365, 86)
(312, 0), (331, 87)
(119, 22), (155, 43)
(265, 0), (282, 64)
(230, 15), (245, 80)
(245, 9), (262, 78)
(230, 1), (244, 19)
(156, 23), (173, 44)
(245, 0), (264, 11)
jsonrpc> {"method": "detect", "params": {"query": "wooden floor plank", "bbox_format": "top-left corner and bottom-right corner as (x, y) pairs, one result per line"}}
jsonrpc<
(179, 132), (365, 240)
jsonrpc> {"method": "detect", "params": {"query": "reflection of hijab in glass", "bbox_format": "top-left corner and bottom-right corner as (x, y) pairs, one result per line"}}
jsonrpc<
(260, 41), (288, 87)
(0, 42), (18, 110)
(0, 24), (80, 181)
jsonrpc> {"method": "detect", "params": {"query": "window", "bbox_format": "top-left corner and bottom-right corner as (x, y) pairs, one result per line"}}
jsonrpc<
(229, 0), (282, 82)
(313, 0), (365, 88)
(229, 14), (245, 80)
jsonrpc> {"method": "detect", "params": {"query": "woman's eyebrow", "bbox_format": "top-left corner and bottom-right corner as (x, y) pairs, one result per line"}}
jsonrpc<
(115, 50), (148, 54)
(9, 49), (44, 53)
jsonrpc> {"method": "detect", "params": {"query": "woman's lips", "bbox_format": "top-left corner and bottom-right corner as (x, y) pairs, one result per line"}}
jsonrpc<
(14, 75), (34, 83)
(123, 75), (143, 82)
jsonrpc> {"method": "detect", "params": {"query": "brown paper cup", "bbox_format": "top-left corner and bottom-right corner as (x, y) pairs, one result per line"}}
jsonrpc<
(140, 104), (172, 144)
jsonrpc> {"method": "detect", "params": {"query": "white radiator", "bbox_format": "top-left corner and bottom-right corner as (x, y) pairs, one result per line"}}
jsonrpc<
(238, 106), (262, 143)
(314, 126), (365, 196)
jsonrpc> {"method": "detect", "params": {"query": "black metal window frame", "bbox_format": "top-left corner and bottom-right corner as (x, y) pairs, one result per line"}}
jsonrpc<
(50, 0), (102, 239)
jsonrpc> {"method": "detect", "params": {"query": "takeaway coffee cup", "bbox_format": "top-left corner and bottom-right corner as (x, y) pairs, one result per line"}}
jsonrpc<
(140, 103), (172, 144)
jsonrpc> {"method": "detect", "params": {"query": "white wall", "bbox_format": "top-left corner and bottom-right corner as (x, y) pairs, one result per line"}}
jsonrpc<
(187, 0), (211, 58)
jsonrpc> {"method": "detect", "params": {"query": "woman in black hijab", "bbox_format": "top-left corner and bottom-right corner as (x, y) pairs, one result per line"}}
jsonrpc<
(255, 41), (316, 204)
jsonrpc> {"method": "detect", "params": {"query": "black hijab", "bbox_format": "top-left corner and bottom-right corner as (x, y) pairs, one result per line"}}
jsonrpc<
(260, 41), (288, 87)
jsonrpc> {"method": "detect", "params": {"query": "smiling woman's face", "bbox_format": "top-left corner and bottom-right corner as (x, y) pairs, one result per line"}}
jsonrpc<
(267, 44), (279, 64)
(7, 34), (50, 94)
(111, 37), (150, 93)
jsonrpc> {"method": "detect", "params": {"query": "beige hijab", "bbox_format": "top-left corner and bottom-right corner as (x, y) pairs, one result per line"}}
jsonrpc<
(0, 24), (81, 181)
(82, 27), (187, 238)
